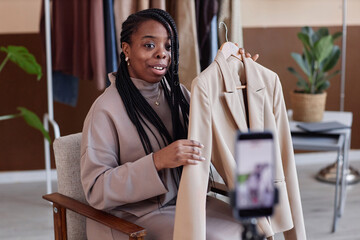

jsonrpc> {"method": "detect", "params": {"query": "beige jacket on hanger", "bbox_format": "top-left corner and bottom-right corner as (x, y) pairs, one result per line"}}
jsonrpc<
(174, 51), (306, 240)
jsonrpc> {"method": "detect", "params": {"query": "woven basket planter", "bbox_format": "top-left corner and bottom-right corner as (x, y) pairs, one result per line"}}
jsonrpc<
(290, 91), (327, 122)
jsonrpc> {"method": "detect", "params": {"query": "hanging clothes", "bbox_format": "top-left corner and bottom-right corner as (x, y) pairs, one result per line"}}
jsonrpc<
(49, 0), (107, 90)
(90, 0), (107, 90)
(218, 0), (244, 47)
(195, 0), (219, 71)
(166, 0), (201, 90)
(113, 0), (166, 56)
(210, 15), (219, 63)
(173, 51), (307, 240)
(103, 0), (118, 86)
(52, 71), (79, 107)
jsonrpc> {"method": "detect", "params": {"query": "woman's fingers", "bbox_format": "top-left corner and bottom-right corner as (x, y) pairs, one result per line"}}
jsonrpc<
(174, 140), (206, 165)
(251, 54), (259, 62)
(179, 145), (202, 154)
(186, 159), (200, 165)
(180, 139), (204, 148)
(153, 139), (206, 170)
(184, 153), (205, 161)
(176, 147), (205, 166)
(238, 48), (259, 62)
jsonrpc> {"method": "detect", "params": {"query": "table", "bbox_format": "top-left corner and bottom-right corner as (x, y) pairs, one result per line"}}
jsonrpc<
(288, 110), (353, 232)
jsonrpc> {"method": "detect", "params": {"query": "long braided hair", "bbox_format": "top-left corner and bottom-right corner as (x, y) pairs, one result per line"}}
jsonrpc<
(115, 9), (189, 188)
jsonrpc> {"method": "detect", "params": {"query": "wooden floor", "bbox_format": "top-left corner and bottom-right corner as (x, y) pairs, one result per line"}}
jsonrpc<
(295, 161), (360, 240)
(0, 156), (359, 239)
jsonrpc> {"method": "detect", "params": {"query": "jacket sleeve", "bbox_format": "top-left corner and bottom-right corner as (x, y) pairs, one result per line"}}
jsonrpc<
(173, 77), (212, 240)
(273, 75), (307, 240)
(80, 102), (168, 211)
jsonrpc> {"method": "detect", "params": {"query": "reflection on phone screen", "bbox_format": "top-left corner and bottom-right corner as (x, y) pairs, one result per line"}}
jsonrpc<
(235, 138), (274, 210)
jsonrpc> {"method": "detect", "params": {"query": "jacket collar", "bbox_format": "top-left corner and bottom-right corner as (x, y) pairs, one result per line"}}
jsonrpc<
(214, 51), (265, 131)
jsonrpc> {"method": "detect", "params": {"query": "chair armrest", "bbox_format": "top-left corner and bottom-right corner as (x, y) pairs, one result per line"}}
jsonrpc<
(210, 181), (229, 196)
(43, 192), (146, 239)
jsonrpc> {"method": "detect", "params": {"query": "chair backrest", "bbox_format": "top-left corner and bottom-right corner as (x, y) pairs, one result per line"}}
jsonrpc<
(53, 133), (87, 240)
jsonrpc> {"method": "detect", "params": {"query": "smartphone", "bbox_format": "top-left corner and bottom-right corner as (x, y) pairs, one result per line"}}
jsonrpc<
(234, 131), (275, 219)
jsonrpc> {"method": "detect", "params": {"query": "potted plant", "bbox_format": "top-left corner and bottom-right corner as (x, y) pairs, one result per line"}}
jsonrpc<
(0, 45), (50, 142)
(288, 26), (342, 122)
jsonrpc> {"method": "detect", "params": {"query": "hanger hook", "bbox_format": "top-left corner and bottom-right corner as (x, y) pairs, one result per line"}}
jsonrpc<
(218, 21), (229, 42)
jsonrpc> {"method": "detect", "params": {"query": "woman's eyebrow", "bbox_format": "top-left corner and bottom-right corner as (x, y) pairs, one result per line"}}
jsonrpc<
(141, 35), (171, 40)
(141, 35), (156, 39)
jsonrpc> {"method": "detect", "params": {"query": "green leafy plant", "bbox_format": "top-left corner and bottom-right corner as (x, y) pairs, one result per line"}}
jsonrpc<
(0, 45), (50, 142)
(287, 26), (342, 94)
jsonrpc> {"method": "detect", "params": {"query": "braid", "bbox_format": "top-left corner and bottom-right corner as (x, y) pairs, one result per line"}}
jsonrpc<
(116, 9), (189, 189)
(116, 52), (170, 153)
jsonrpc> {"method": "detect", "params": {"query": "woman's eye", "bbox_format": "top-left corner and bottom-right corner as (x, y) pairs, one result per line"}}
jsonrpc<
(144, 43), (155, 49)
(165, 44), (172, 51)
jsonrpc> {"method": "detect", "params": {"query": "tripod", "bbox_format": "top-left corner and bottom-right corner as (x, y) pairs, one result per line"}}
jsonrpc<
(241, 218), (265, 240)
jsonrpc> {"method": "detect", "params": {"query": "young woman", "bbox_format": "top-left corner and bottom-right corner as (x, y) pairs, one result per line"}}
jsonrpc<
(80, 8), (257, 240)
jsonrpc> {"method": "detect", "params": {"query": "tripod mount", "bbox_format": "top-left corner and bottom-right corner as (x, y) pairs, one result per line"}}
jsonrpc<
(241, 218), (265, 240)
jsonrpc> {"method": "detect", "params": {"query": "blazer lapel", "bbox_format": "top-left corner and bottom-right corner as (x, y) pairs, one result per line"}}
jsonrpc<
(243, 57), (265, 131)
(215, 51), (248, 132)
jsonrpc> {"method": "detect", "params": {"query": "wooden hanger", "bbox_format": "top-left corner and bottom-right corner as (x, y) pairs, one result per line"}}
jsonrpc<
(219, 22), (246, 89)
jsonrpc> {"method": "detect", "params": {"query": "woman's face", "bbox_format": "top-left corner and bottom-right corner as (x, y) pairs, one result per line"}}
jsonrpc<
(122, 20), (171, 83)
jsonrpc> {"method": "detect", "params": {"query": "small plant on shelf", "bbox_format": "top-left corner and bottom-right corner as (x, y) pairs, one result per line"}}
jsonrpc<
(287, 26), (342, 122)
(288, 26), (342, 94)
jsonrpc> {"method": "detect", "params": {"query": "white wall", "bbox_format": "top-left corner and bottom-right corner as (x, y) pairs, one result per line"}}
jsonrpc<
(0, 0), (42, 34)
(1, 0), (359, 34)
(242, 0), (360, 27)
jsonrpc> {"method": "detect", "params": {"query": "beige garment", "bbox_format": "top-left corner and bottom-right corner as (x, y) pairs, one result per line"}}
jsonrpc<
(81, 74), (181, 239)
(90, 0), (107, 90)
(81, 73), (242, 239)
(218, 0), (244, 48)
(81, 74), (180, 216)
(174, 51), (306, 240)
(167, 0), (201, 90)
(87, 196), (242, 240)
(113, 0), (166, 56)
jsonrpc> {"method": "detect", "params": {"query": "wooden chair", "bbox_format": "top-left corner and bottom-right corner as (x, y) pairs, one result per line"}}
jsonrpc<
(43, 133), (228, 240)
(43, 133), (146, 240)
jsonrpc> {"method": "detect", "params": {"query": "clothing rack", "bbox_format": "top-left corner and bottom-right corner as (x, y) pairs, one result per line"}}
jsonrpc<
(43, 0), (60, 194)
(340, 0), (347, 111)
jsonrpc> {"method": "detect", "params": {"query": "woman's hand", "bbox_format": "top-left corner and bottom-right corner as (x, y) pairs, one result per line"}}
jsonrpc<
(239, 47), (259, 62)
(153, 140), (205, 171)
(233, 43), (259, 62)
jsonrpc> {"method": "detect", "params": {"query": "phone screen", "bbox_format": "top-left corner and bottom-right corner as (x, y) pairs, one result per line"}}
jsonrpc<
(235, 132), (275, 218)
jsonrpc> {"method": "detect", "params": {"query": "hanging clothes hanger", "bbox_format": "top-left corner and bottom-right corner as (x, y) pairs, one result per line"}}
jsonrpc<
(218, 22), (246, 89)
(218, 22), (243, 60)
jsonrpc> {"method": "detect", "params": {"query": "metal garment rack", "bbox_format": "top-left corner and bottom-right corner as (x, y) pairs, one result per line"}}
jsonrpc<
(43, 0), (60, 194)
(340, 0), (347, 111)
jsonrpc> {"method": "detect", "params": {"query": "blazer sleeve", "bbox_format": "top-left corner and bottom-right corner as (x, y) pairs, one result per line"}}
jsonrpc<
(173, 76), (213, 240)
(273, 76), (307, 240)
(80, 102), (168, 211)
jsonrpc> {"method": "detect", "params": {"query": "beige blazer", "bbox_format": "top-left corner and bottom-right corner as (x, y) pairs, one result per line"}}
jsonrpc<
(80, 74), (190, 239)
(174, 51), (306, 240)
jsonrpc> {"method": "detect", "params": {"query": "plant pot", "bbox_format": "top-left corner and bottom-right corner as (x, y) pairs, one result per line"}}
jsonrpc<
(290, 91), (327, 122)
